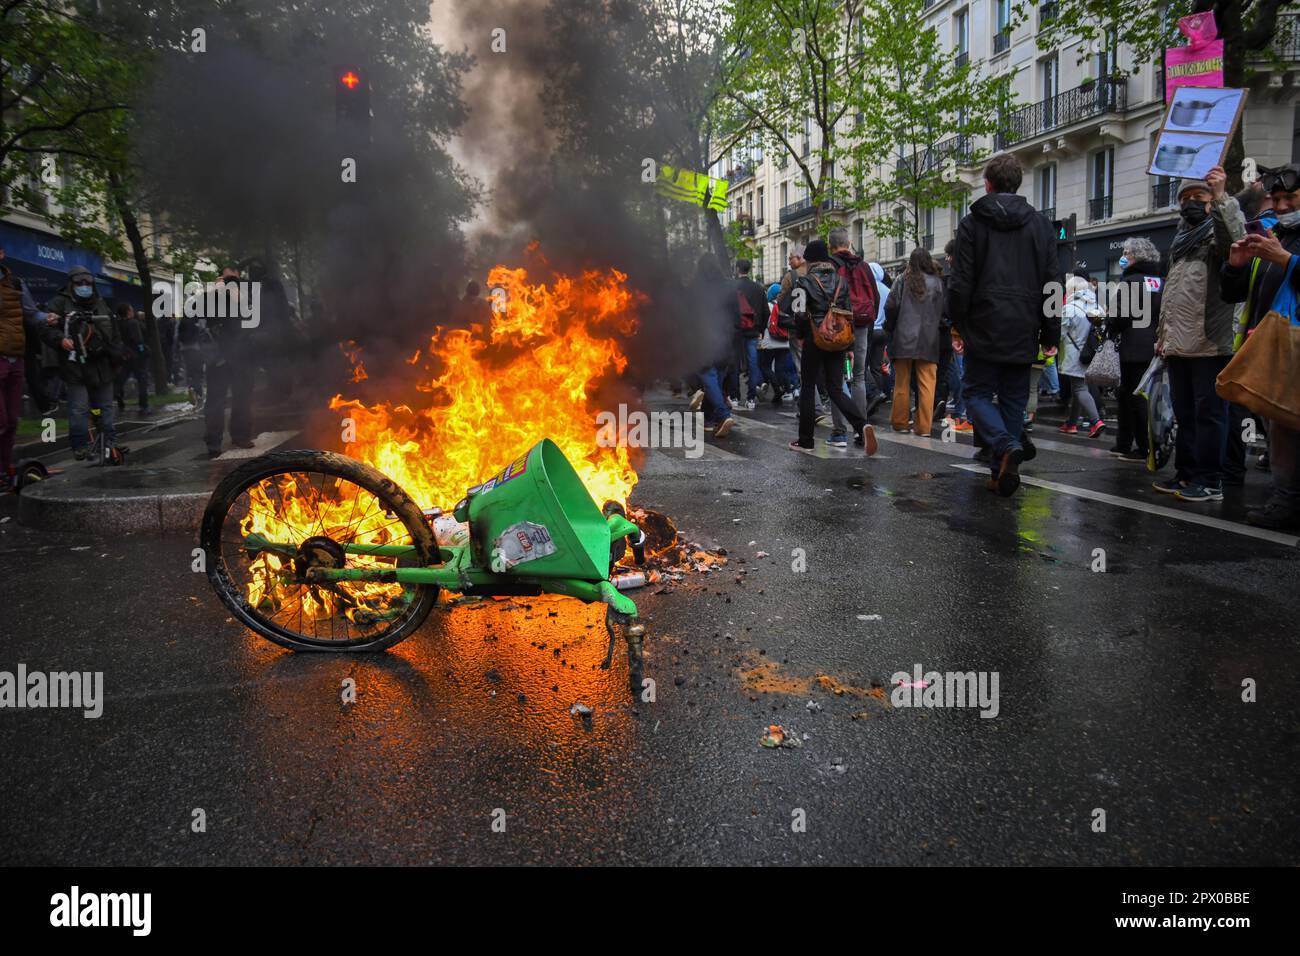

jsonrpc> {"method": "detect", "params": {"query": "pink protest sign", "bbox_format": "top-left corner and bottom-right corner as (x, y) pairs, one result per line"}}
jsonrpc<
(1165, 10), (1225, 99)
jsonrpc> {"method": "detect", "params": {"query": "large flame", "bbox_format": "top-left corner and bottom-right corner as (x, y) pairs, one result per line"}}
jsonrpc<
(230, 263), (641, 629)
(331, 263), (640, 511)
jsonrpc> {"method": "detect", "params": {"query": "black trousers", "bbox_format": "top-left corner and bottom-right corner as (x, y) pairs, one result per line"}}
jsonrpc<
(798, 341), (865, 446)
(1115, 360), (1149, 453)
(204, 360), (253, 451)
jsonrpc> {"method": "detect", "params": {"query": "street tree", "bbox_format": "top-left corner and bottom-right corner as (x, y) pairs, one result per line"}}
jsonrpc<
(848, 0), (1014, 250)
(719, 0), (873, 235)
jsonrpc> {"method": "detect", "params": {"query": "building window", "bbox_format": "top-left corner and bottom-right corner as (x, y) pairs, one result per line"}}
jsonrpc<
(756, 186), (765, 224)
(1038, 162), (1057, 218)
(994, 0), (1011, 53)
(1041, 56), (1059, 128)
(1089, 147), (1114, 222)
(780, 181), (789, 207)
(856, 219), (866, 255)
(954, 8), (970, 67)
(922, 208), (935, 250)
(1095, 27), (1118, 78)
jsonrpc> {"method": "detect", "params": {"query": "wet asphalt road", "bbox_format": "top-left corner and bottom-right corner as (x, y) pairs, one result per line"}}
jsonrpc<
(2, 393), (1299, 866)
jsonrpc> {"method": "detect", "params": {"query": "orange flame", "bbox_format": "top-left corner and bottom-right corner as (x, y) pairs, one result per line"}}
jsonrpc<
(330, 264), (640, 511)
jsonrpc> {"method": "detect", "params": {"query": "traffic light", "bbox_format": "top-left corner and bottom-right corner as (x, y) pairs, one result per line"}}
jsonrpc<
(334, 64), (370, 131)
(1051, 213), (1076, 245)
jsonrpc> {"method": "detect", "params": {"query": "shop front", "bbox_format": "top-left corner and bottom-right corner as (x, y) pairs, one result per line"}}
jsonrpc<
(1072, 221), (1179, 280)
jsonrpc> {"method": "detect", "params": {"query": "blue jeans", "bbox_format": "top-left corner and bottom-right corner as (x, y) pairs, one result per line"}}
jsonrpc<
(698, 365), (731, 426)
(963, 357), (1030, 470)
(758, 348), (796, 394)
(1167, 355), (1229, 488)
(1039, 361), (1060, 395)
(741, 337), (763, 400)
(67, 380), (116, 452)
(947, 352), (966, 418)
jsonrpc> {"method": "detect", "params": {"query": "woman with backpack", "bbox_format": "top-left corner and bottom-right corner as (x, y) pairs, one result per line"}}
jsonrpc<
(883, 247), (945, 437)
(1058, 274), (1105, 437)
(783, 240), (876, 454)
(758, 282), (797, 406)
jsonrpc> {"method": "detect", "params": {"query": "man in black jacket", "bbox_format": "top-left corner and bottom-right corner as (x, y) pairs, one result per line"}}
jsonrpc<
(947, 154), (1062, 496)
(1105, 238), (1163, 461)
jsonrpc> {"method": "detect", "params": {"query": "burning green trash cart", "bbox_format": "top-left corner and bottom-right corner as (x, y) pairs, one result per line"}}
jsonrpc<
(200, 439), (649, 695)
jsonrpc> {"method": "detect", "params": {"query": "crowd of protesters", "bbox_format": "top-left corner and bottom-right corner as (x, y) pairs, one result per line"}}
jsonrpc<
(686, 150), (1299, 532)
(0, 254), (300, 489)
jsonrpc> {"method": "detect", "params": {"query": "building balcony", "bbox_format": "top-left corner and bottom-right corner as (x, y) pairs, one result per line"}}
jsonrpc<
(896, 135), (975, 178)
(922, 234), (935, 251)
(993, 28), (1010, 55)
(1038, 1), (1059, 30)
(955, 50), (969, 70)
(1088, 195), (1113, 222)
(727, 164), (754, 185)
(779, 195), (846, 228)
(1039, 205), (1056, 222)
(995, 75), (1128, 151)
(1257, 16), (1300, 62)
(736, 214), (756, 237)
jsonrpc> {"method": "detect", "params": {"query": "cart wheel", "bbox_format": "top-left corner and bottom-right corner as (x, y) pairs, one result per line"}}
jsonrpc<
(200, 449), (441, 652)
(13, 459), (49, 493)
(626, 622), (646, 700)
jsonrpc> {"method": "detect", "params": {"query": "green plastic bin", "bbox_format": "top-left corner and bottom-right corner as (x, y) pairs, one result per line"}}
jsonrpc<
(463, 439), (611, 581)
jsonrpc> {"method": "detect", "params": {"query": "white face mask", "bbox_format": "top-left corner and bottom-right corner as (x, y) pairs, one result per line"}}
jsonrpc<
(1276, 210), (1300, 230)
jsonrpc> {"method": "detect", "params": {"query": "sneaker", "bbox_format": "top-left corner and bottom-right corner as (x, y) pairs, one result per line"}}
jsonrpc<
(865, 393), (887, 419)
(713, 417), (734, 438)
(788, 439), (813, 451)
(1058, 423), (1079, 434)
(1088, 420), (1107, 439)
(1020, 434), (1037, 462)
(689, 390), (704, 412)
(814, 411), (827, 425)
(954, 418), (973, 433)
(791, 387), (801, 399)
(1152, 477), (1187, 495)
(995, 446), (1024, 497)
(1119, 449), (1146, 462)
(745, 399), (756, 411)
(826, 432), (848, 448)
(1246, 498), (1300, 530)
(728, 395), (741, 407)
(861, 423), (878, 456)
(1175, 483), (1223, 502)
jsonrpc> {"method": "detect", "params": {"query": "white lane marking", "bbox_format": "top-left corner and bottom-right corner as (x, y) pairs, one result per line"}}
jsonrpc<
(876, 430), (976, 457)
(649, 443), (745, 462)
(214, 431), (297, 460)
(951, 463), (1299, 548)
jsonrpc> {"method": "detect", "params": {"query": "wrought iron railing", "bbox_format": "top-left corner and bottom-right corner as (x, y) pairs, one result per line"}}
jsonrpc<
(1038, 0), (1059, 30)
(778, 195), (846, 227)
(1039, 206), (1056, 222)
(995, 76), (1128, 149)
(993, 28), (1011, 54)
(1088, 195), (1113, 222)
(727, 164), (753, 184)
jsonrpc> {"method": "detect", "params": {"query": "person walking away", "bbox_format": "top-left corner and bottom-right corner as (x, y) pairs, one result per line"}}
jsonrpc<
(778, 246), (812, 408)
(826, 228), (885, 447)
(1058, 275), (1105, 436)
(1105, 238), (1162, 461)
(0, 250), (46, 489)
(112, 303), (151, 416)
(868, 262), (894, 402)
(784, 239), (875, 454)
(1220, 163), (1300, 529)
(690, 254), (736, 437)
(204, 266), (256, 458)
(40, 266), (121, 461)
(177, 311), (208, 408)
(1153, 165), (1244, 502)
(758, 282), (797, 405)
(733, 259), (768, 409)
(947, 154), (1061, 496)
(884, 247), (945, 437)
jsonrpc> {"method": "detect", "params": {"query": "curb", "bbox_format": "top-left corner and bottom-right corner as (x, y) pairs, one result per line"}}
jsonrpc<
(18, 479), (209, 536)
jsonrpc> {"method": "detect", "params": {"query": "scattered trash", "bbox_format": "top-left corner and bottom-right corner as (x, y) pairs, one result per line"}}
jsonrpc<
(432, 514), (471, 547)
(755, 550), (769, 558)
(895, 678), (929, 689)
(612, 571), (647, 590)
(748, 540), (757, 546)
(569, 702), (593, 718)
(856, 613), (882, 621)
(805, 700), (822, 713)
(70, 546), (90, 551)
(759, 724), (802, 749)
(829, 758), (847, 774)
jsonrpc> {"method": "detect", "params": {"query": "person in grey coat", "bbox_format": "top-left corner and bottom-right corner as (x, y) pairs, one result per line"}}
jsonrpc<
(884, 247), (945, 436)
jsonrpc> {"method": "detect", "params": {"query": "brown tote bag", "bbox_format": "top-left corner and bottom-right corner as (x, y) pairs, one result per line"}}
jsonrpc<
(812, 274), (855, 352)
(1216, 258), (1300, 431)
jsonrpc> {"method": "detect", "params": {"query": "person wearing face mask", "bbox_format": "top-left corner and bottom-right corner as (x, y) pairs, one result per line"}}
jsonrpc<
(1152, 165), (1245, 503)
(39, 265), (122, 461)
(1220, 163), (1300, 530)
(1104, 237), (1163, 461)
